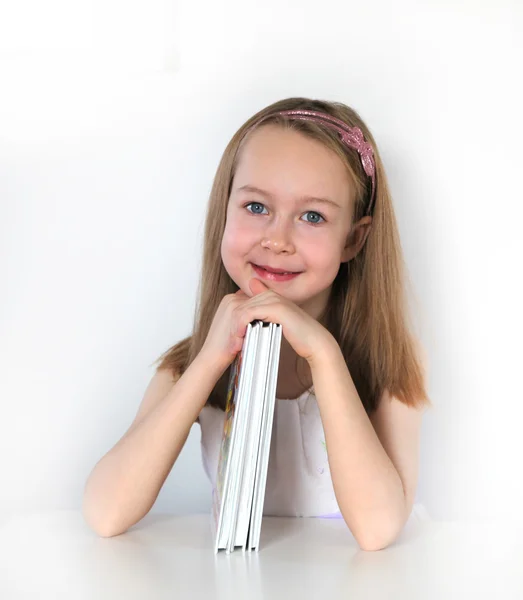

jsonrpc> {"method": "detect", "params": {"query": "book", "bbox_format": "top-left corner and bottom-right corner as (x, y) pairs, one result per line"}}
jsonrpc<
(212, 319), (282, 553)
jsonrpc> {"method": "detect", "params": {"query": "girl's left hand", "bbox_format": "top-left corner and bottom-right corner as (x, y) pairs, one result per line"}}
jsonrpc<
(233, 277), (336, 364)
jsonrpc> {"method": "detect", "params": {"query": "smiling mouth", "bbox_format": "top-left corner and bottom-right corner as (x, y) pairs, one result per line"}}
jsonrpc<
(251, 263), (301, 275)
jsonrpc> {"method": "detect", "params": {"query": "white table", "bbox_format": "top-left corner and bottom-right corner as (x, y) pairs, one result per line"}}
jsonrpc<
(0, 510), (522, 599)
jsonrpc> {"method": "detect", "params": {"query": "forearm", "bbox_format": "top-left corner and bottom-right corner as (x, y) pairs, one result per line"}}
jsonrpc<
(83, 351), (225, 537)
(309, 344), (406, 551)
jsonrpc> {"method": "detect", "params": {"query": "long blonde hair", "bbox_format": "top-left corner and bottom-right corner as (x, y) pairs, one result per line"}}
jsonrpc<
(154, 97), (432, 415)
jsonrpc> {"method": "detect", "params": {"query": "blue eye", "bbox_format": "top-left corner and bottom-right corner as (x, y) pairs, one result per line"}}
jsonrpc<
(244, 202), (326, 225)
(245, 202), (267, 215)
(303, 211), (325, 224)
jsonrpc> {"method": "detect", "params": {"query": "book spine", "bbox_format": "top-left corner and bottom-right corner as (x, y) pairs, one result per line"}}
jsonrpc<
(252, 324), (282, 551)
(214, 324), (256, 552)
(237, 322), (272, 550)
(225, 322), (261, 553)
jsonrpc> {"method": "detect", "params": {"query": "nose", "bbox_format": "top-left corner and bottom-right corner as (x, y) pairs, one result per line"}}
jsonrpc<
(260, 219), (295, 254)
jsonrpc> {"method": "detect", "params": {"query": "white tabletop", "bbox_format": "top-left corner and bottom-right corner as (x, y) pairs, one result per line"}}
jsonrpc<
(0, 510), (521, 599)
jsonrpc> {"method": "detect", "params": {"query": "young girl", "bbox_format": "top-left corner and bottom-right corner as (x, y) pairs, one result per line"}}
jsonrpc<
(83, 97), (432, 551)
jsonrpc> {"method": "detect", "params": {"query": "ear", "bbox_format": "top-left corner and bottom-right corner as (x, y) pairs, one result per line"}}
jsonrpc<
(341, 216), (372, 263)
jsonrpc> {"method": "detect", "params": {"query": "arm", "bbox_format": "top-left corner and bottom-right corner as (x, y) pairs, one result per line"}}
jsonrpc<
(82, 350), (226, 538)
(309, 343), (425, 552)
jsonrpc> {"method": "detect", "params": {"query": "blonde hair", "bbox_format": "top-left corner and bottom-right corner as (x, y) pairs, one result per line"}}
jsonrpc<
(154, 97), (432, 415)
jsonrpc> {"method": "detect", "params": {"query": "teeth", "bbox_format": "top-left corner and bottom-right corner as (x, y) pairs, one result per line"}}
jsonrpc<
(260, 266), (293, 274)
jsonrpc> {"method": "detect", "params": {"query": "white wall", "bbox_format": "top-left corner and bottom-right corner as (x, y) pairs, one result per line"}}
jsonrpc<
(0, 0), (521, 525)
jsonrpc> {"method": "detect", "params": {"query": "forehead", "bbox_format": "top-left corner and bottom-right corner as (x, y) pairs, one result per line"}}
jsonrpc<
(232, 125), (353, 204)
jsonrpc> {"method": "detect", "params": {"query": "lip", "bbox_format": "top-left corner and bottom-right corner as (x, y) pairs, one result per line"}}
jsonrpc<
(253, 263), (301, 274)
(251, 263), (302, 282)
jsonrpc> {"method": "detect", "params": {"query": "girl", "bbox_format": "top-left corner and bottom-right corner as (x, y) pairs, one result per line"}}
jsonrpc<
(83, 97), (432, 551)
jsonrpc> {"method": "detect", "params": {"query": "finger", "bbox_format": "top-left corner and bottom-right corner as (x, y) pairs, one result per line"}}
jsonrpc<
(249, 277), (270, 296)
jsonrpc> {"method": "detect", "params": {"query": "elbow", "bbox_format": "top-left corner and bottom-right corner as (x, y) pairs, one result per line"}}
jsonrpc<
(81, 493), (152, 538)
(82, 487), (130, 538)
(89, 523), (123, 539)
(82, 501), (126, 538)
(89, 520), (126, 539)
(352, 514), (405, 552)
(357, 531), (397, 552)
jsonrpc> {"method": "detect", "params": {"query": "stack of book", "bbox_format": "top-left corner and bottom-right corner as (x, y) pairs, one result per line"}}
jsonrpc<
(212, 319), (282, 553)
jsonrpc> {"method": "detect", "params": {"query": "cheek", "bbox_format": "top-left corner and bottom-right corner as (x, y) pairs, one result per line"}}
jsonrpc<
(303, 238), (338, 265)
(220, 222), (252, 280)
(222, 218), (255, 254)
(221, 226), (241, 259)
(220, 223), (255, 290)
(302, 238), (345, 279)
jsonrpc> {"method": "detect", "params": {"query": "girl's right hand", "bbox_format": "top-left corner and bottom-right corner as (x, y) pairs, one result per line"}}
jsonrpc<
(200, 289), (251, 372)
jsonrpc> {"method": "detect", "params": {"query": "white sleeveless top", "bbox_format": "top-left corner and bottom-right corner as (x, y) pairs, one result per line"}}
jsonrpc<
(198, 386), (430, 521)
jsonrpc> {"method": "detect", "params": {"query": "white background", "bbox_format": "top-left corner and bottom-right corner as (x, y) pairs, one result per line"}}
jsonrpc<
(0, 0), (521, 525)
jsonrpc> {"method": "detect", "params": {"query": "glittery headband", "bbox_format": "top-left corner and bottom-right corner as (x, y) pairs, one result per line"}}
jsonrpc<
(246, 109), (377, 216)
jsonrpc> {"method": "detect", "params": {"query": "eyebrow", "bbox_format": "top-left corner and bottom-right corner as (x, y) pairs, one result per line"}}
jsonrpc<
(236, 185), (342, 210)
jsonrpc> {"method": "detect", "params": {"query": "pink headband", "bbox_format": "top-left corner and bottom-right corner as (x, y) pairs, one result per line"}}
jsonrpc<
(245, 109), (377, 216)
